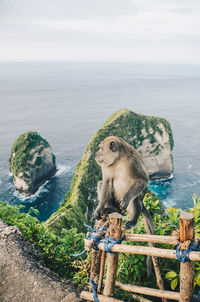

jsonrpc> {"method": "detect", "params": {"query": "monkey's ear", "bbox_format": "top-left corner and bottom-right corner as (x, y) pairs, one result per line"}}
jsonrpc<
(109, 141), (117, 152)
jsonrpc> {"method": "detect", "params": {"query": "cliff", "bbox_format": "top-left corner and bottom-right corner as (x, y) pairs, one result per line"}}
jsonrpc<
(0, 219), (80, 302)
(9, 131), (57, 195)
(46, 109), (173, 234)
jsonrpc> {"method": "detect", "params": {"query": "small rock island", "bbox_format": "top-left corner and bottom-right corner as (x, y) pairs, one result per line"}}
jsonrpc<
(9, 131), (57, 195)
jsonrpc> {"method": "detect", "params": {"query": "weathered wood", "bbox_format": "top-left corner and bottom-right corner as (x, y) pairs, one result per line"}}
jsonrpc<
(98, 250), (107, 293)
(113, 281), (180, 300)
(179, 212), (194, 302)
(179, 212), (194, 243)
(131, 294), (152, 302)
(142, 215), (167, 302)
(103, 213), (123, 297)
(84, 239), (200, 261)
(90, 249), (102, 285)
(80, 291), (123, 302)
(90, 218), (107, 291)
(125, 233), (177, 245)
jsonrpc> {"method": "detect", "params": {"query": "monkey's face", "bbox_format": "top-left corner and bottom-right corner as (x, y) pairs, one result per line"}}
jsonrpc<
(95, 137), (120, 167)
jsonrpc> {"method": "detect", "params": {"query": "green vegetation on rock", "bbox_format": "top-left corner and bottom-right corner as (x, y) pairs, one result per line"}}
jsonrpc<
(46, 108), (174, 234)
(10, 131), (49, 179)
(9, 131), (56, 194)
(0, 201), (84, 279)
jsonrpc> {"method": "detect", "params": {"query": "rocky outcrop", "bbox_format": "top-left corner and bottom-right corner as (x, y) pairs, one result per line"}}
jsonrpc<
(0, 219), (80, 302)
(136, 122), (173, 179)
(9, 131), (57, 195)
(46, 109), (173, 234)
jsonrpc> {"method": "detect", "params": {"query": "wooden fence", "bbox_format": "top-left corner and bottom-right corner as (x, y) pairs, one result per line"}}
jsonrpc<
(80, 212), (200, 302)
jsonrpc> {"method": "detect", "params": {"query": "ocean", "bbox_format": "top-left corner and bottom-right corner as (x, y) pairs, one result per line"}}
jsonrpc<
(0, 62), (200, 221)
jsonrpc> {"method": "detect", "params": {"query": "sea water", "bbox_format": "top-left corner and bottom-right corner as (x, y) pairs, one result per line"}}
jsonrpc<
(0, 62), (200, 221)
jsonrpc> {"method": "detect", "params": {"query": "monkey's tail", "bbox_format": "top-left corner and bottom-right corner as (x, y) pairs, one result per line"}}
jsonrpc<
(141, 202), (154, 279)
(141, 203), (155, 235)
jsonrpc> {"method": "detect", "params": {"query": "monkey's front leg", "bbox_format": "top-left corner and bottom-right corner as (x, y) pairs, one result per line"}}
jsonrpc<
(93, 180), (112, 220)
(120, 180), (147, 210)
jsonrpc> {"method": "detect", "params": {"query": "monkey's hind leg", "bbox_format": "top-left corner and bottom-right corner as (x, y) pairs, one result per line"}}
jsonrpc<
(124, 197), (142, 229)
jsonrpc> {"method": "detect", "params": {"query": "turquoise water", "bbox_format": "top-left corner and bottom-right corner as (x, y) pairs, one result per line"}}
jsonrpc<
(0, 62), (200, 221)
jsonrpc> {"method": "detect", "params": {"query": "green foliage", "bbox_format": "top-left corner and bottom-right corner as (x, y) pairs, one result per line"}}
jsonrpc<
(2, 193), (200, 300)
(165, 271), (179, 290)
(0, 201), (84, 279)
(9, 131), (55, 182)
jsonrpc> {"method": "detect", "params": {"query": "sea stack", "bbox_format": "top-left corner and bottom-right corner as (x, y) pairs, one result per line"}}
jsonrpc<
(46, 108), (174, 234)
(9, 131), (56, 195)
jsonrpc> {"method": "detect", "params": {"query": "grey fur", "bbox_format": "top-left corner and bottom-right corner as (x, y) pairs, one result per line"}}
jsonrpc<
(93, 136), (155, 277)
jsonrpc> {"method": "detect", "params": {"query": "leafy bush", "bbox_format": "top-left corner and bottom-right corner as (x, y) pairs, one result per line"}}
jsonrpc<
(0, 201), (84, 279)
(1, 194), (200, 301)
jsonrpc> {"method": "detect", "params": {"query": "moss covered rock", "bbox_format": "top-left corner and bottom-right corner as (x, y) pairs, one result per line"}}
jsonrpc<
(9, 131), (56, 195)
(46, 109), (173, 234)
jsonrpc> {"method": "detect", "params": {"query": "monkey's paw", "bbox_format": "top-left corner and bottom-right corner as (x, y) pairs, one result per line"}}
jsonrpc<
(119, 199), (128, 210)
(93, 209), (103, 220)
(124, 221), (135, 229)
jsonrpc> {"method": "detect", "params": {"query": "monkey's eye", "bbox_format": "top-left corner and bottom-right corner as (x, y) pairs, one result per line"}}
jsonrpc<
(109, 141), (116, 152)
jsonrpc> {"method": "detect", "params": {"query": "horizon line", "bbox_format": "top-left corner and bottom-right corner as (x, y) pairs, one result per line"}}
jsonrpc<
(0, 60), (200, 66)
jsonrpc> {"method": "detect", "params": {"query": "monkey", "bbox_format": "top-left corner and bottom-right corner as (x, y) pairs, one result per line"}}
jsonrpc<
(93, 136), (155, 278)
(93, 136), (154, 234)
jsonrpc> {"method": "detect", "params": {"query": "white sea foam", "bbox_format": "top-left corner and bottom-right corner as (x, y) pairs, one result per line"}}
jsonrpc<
(13, 180), (50, 202)
(55, 165), (71, 176)
(151, 173), (174, 183)
(163, 198), (176, 208)
(8, 172), (13, 177)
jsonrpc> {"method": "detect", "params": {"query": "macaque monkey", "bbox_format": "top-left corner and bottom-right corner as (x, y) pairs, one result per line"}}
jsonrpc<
(93, 136), (154, 234)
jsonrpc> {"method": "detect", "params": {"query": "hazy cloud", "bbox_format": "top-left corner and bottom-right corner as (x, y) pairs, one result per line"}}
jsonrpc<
(0, 0), (200, 63)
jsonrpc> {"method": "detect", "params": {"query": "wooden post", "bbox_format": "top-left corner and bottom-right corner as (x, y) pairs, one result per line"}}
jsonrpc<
(179, 212), (194, 302)
(142, 214), (167, 302)
(90, 217), (107, 291)
(98, 250), (107, 293)
(103, 213), (123, 297)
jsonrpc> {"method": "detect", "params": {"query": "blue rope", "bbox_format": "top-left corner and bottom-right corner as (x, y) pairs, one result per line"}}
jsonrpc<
(193, 291), (200, 302)
(87, 226), (107, 250)
(71, 224), (107, 257)
(71, 223), (123, 256)
(70, 249), (87, 257)
(101, 236), (123, 254)
(90, 278), (100, 302)
(176, 241), (199, 263)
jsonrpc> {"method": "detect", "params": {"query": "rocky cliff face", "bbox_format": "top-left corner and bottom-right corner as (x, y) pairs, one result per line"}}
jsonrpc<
(135, 122), (173, 179)
(46, 109), (173, 234)
(0, 219), (80, 302)
(9, 131), (57, 195)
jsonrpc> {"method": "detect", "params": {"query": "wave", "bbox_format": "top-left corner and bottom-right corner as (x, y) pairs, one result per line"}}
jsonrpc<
(150, 173), (174, 183)
(8, 172), (13, 177)
(13, 180), (50, 202)
(55, 165), (71, 176)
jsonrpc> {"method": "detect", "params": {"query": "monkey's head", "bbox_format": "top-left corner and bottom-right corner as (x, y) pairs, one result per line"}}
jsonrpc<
(95, 136), (124, 167)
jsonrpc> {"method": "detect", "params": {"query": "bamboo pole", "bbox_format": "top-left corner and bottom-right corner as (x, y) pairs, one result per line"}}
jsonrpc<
(179, 212), (195, 302)
(84, 239), (200, 261)
(131, 294), (152, 302)
(90, 217), (107, 290)
(142, 215), (167, 302)
(112, 281), (180, 300)
(80, 291), (123, 302)
(103, 213), (123, 297)
(98, 250), (107, 293)
(125, 234), (177, 245)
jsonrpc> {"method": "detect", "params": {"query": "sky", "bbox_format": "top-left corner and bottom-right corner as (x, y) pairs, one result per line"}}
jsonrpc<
(0, 0), (200, 63)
